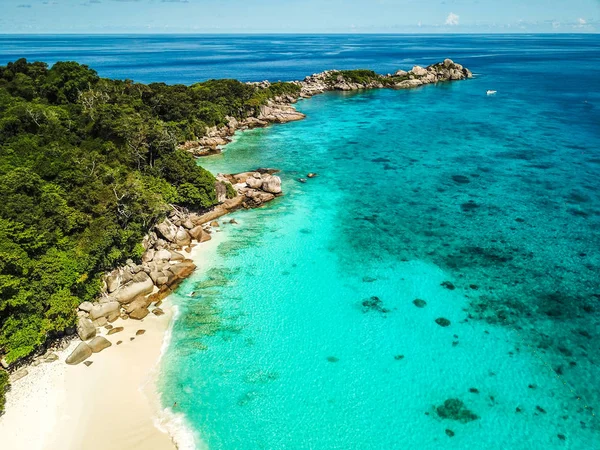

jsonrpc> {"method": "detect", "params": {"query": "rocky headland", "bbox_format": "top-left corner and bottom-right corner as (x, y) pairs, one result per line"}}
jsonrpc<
(180, 59), (472, 156)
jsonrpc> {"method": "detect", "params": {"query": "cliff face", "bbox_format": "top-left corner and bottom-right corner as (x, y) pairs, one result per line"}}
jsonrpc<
(179, 59), (472, 157)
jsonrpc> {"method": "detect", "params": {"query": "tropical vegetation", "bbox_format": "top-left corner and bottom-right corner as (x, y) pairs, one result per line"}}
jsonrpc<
(0, 58), (298, 410)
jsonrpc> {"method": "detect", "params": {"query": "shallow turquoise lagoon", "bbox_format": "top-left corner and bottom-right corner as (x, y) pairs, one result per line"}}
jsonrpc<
(159, 59), (600, 448)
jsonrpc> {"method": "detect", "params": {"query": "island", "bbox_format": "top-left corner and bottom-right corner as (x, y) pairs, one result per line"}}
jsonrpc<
(0, 57), (470, 423)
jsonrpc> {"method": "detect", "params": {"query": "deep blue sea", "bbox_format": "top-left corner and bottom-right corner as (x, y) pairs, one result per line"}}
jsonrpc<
(3, 34), (599, 449)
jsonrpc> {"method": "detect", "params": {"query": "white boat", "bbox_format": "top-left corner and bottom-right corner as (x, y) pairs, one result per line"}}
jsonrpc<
(486, 90), (497, 95)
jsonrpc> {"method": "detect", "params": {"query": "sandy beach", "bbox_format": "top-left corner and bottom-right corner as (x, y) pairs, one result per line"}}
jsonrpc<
(0, 229), (227, 450)
(0, 307), (175, 450)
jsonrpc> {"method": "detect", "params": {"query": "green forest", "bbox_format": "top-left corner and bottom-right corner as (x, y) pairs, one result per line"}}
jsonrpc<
(0, 58), (299, 410)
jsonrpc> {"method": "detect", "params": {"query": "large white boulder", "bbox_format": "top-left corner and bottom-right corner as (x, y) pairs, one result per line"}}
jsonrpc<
(410, 65), (428, 76)
(105, 269), (121, 293)
(154, 249), (172, 261)
(155, 218), (178, 243)
(113, 275), (154, 304)
(246, 176), (263, 189)
(76, 317), (96, 341)
(89, 301), (120, 320)
(88, 336), (111, 353)
(261, 175), (282, 194)
(66, 342), (93, 365)
(175, 227), (192, 246)
(189, 225), (211, 243)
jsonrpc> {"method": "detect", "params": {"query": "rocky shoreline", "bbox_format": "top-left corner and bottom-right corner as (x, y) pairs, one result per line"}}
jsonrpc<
(3, 171), (283, 375)
(180, 59), (472, 156)
(4, 59), (471, 375)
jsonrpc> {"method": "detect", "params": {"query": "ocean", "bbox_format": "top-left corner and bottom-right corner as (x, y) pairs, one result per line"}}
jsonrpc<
(3, 34), (599, 449)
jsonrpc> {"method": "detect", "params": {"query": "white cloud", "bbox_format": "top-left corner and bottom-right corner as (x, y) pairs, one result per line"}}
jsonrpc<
(445, 12), (459, 26)
(578, 18), (586, 25)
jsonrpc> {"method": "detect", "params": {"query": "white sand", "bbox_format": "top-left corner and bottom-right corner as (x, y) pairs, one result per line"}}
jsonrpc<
(0, 309), (176, 450)
(0, 224), (229, 450)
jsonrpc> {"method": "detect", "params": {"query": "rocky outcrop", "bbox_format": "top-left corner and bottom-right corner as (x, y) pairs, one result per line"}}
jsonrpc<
(88, 336), (111, 353)
(179, 60), (471, 157)
(76, 317), (96, 341)
(89, 302), (120, 321)
(261, 174), (282, 194)
(113, 274), (154, 304)
(257, 102), (305, 123)
(75, 168), (281, 330)
(66, 342), (93, 365)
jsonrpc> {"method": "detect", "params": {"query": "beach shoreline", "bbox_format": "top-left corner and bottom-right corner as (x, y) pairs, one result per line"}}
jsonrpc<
(0, 302), (175, 450)
(0, 220), (229, 450)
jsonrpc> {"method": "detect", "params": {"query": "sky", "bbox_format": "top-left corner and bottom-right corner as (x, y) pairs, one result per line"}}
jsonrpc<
(1, 0), (599, 34)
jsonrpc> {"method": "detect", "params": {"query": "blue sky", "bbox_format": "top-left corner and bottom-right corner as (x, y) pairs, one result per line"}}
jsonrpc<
(1, 0), (598, 33)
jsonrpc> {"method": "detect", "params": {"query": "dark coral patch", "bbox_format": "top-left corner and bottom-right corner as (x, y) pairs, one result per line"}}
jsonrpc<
(435, 317), (451, 327)
(461, 201), (479, 212)
(413, 299), (427, 308)
(441, 281), (455, 290)
(361, 296), (390, 314)
(436, 398), (479, 423)
(451, 175), (470, 184)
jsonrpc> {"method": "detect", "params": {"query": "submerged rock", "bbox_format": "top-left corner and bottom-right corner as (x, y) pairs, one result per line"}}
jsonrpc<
(441, 281), (455, 290)
(361, 296), (390, 314)
(238, 391), (260, 406)
(413, 299), (427, 308)
(435, 317), (451, 327)
(326, 356), (339, 363)
(461, 201), (479, 212)
(436, 398), (479, 423)
(445, 429), (455, 438)
(451, 175), (470, 184)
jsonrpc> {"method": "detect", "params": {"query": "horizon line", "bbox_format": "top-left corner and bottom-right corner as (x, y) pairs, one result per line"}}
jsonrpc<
(0, 31), (598, 36)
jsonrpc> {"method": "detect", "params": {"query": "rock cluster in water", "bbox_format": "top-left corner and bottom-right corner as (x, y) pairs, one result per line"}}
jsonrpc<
(180, 59), (472, 156)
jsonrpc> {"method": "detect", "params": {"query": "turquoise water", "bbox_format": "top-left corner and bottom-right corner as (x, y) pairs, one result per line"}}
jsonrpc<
(3, 33), (598, 450)
(158, 51), (600, 449)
